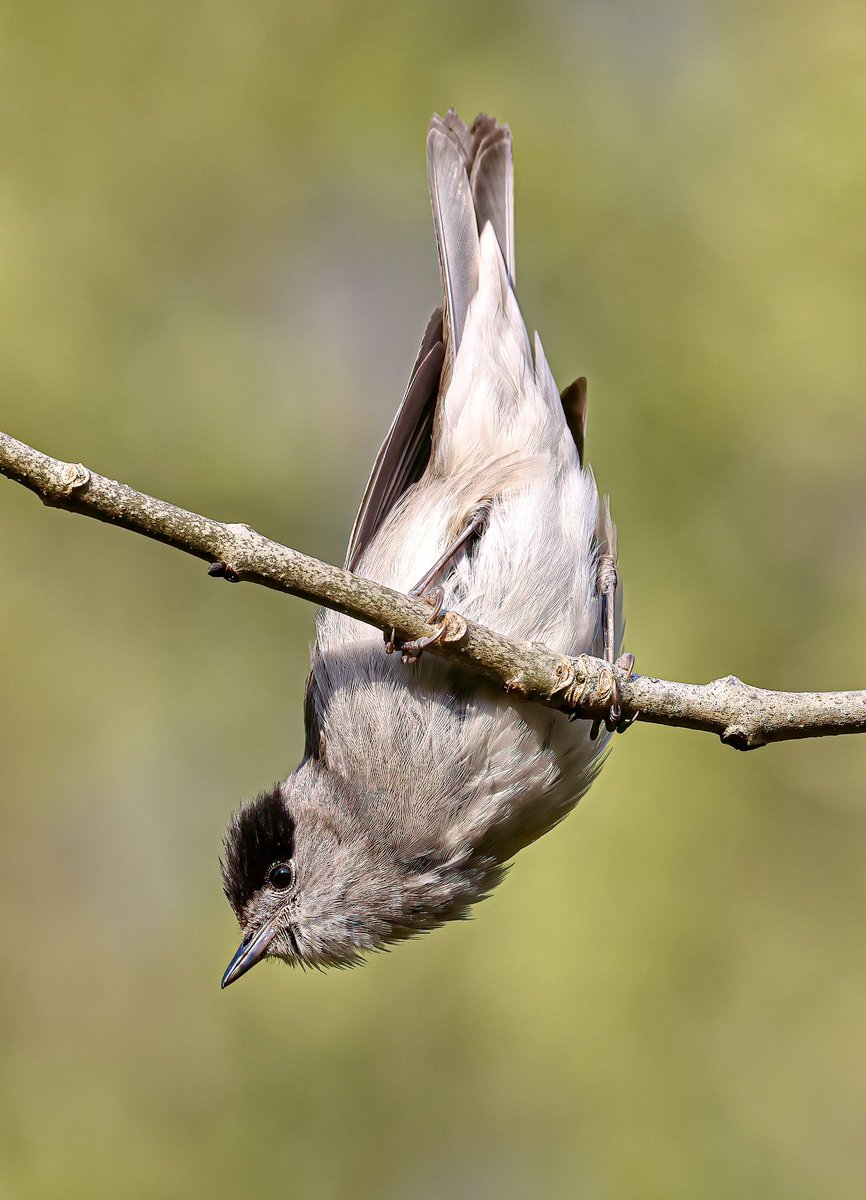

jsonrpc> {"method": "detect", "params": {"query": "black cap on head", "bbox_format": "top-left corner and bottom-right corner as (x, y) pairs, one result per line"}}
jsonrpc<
(221, 784), (295, 916)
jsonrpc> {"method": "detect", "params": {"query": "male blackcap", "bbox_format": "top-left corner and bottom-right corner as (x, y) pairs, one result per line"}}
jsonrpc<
(220, 111), (622, 984)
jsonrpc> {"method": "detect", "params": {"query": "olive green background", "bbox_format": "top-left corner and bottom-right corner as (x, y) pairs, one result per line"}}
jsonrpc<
(2, 3), (865, 1197)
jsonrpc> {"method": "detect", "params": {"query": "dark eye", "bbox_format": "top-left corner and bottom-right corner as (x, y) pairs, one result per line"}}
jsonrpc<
(268, 862), (295, 891)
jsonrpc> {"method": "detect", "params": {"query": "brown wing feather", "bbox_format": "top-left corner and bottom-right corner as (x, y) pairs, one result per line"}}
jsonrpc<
(344, 310), (444, 573)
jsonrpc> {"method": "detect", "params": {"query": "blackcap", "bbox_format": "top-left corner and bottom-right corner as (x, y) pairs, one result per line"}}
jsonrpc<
(221, 110), (622, 985)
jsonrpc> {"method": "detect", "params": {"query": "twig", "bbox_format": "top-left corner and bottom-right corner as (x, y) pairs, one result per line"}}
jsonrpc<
(2, 428), (865, 750)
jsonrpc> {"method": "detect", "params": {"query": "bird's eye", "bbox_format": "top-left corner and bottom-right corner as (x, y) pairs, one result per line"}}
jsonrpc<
(268, 862), (295, 891)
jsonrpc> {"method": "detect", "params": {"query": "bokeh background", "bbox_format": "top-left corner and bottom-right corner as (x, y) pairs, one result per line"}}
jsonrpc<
(2, 2), (866, 1197)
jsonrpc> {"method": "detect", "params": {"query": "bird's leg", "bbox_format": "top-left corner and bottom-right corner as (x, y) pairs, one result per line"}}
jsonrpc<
(386, 507), (487, 663)
(591, 549), (636, 736)
(598, 553), (617, 673)
(408, 506), (488, 601)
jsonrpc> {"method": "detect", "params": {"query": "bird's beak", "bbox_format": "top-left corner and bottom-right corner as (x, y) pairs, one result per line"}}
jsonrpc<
(221, 919), (277, 989)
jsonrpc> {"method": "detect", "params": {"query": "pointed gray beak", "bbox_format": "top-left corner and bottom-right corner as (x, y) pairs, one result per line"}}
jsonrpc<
(221, 919), (277, 989)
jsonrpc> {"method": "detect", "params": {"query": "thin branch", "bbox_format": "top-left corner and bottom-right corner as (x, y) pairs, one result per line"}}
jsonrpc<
(2, 428), (865, 751)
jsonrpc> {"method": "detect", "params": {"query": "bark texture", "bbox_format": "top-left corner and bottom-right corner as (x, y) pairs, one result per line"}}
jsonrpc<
(3, 429), (865, 750)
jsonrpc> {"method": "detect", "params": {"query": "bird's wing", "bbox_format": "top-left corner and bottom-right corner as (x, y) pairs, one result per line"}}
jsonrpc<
(344, 309), (444, 573)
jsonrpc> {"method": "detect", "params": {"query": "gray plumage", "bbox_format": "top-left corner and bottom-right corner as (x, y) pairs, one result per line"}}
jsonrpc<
(220, 111), (621, 983)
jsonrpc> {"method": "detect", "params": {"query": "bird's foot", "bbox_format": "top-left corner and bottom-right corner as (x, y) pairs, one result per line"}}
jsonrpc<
(590, 652), (637, 739)
(386, 586), (465, 663)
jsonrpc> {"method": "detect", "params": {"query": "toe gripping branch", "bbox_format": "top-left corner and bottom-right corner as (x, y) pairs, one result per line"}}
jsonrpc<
(551, 651), (637, 736)
(385, 586), (469, 664)
(590, 540), (637, 736)
(386, 585), (448, 663)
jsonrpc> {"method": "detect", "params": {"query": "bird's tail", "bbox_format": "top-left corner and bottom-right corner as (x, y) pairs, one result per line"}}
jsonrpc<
(426, 111), (514, 361)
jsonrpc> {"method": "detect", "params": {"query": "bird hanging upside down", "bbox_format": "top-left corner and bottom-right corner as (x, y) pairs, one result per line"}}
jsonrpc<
(220, 110), (624, 984)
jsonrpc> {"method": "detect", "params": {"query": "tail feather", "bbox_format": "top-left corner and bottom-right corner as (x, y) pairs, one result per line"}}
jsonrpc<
(427, 118), (479, 361)
(468, 117), (515, 283)
(426, 111), (514, 360)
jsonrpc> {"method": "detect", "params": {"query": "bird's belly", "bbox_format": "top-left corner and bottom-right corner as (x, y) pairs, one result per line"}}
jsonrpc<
(314, 458), (603, 854)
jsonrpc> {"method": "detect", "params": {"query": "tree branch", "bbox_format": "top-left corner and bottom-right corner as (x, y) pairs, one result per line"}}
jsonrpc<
(3, 428), (865, 751)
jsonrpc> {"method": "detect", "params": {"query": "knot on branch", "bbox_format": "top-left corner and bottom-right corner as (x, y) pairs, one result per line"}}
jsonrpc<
(205, 524), (266, 584)
(208, 561), (240, 583)
(711, 676), (768, 750)
(719, 724), (766, 751)
(57, 462), (91, 496)
(438, 610), (469, 645)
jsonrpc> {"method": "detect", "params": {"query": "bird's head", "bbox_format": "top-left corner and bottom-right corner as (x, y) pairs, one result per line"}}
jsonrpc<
(220, 761), (493, 984)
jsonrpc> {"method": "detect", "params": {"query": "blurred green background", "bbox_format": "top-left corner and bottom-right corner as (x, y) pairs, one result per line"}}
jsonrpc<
(2, 2), (865, 1197)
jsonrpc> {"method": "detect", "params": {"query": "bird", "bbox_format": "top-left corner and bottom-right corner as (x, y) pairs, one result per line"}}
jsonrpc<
(220, 110), (623, 985)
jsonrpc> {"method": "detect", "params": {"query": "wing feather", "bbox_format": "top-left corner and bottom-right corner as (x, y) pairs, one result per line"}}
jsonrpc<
(344, 310), (444, 572)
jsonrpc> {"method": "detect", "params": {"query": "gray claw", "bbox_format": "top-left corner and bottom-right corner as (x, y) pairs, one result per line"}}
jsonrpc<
(386, 586), (450, 662)
(606, 652), (636, 733)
